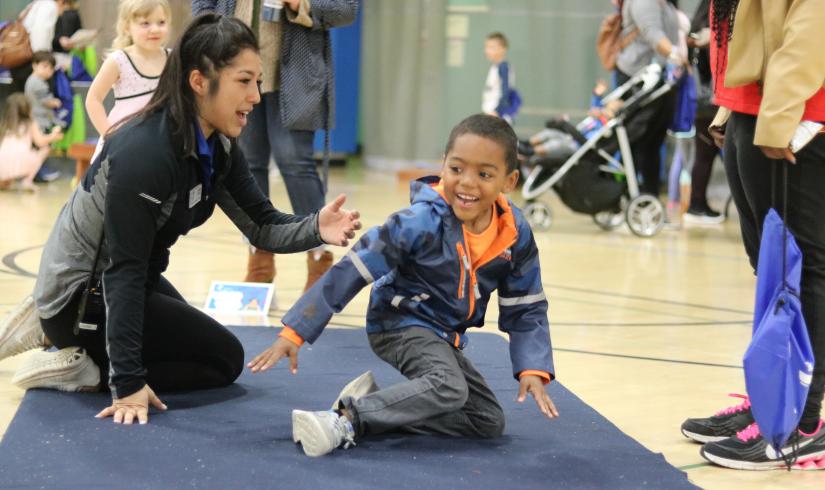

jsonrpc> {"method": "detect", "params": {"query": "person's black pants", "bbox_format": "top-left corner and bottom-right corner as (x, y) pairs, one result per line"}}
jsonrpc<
(615, 68), (676, 195)
(40, 276), (244, 393)
(724, 111), (825, 428)
(689, 111), (720, 210)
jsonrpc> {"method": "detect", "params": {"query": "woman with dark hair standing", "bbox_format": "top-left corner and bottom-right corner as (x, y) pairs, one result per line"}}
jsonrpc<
(681, 0), (825, 470)
(615, 0), (684, 196)
(0, 13), (361, 426)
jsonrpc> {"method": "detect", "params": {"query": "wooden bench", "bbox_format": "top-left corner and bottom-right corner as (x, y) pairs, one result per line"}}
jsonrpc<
(68, 142), (96, 184)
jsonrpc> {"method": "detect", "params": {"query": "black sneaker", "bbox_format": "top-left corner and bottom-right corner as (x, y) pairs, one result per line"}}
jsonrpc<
(681, 394), (754, 443)
(683, 205), (724, 225)
(700, 420), (825, 470)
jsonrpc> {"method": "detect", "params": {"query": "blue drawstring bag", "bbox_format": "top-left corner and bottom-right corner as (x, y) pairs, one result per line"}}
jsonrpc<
(69, 54), (92, 82)
(669, 71), (697, 133)
(52, 68), (74, 128)
(743, 208), (815, 452)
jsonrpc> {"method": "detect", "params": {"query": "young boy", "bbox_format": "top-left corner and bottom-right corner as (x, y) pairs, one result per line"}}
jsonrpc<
(482, 32), (519, 124)
(249, 114), (557, 457)
(24, 51), (62, 133)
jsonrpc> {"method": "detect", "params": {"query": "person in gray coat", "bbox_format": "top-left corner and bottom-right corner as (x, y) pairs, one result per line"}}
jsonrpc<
(191, 0), (358, 290)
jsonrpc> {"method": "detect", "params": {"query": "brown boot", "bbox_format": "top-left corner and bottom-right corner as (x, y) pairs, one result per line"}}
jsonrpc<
(304, 250), (333, 292)
(244, 248), (276, 283)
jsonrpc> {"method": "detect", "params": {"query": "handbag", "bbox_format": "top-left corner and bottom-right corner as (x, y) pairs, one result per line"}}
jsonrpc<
(73, 229), (106, 334)
(595, 0), (639, 71)
(0, 3), (34, 69)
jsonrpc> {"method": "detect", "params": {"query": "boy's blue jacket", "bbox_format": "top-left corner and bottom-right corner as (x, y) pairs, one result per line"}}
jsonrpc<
(283, 176), (555, 381)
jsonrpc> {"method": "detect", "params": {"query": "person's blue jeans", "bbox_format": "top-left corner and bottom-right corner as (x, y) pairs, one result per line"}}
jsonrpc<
(238, 91), (324, 216)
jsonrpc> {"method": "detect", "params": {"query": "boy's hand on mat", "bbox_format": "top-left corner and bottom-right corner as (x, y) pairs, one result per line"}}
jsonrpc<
(517, 376), (559, 420)
(95, 384), (167, 425)
(318, 194), (362, 247)
(248, 337), (300, 374)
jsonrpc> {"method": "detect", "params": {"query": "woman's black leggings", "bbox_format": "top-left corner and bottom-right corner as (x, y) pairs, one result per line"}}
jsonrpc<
(40, 276), (244, 393)
(724, 112), (825, 430)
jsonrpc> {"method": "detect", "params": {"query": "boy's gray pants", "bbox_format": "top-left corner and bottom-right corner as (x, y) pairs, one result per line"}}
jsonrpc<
(341, 326), (506, 439)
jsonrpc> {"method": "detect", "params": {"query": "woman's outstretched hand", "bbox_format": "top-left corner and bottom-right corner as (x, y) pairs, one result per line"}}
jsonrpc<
(96, 384), (167, 425)
(318, 194), (361, 246)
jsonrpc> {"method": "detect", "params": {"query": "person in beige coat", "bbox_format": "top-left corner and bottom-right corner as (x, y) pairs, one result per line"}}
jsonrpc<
(680, 0), (825, 471)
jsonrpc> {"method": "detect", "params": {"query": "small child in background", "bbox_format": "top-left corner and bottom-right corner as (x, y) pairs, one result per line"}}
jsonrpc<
(248, 114), (557, 457)
(24, 51), (63, 133)
(518, 80), (624, 158)
(482, 32), (520, 124)
(85, 0), (170, 161)
(0, 94), (63, 192)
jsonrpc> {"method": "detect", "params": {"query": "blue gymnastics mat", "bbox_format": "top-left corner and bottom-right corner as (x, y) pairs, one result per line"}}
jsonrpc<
(0, 327), (697, 489)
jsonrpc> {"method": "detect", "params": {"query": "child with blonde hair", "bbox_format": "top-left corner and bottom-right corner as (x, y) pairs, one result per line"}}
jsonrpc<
(85, 0), (170, 160)
(0, 94), (63, 192)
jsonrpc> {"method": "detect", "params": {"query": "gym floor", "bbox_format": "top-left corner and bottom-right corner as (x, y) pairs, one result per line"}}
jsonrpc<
(1, 160), (823, 489)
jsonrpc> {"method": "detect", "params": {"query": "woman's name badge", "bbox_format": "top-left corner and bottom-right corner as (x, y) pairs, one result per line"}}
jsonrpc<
(189, 184), (202, 208)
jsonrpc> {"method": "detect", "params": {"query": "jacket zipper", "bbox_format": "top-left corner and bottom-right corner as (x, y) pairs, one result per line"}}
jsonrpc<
(458, 237), (475, 320)
(456, 243), (467, 300)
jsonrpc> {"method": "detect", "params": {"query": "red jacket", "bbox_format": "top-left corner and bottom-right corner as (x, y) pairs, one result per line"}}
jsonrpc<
(710, 12), (825, 124)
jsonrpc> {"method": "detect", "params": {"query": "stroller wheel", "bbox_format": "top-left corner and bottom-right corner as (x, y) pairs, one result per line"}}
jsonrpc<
(593, 211), (625, 231)
(523, 201), (554, 231)
(625, 195), (665, 237)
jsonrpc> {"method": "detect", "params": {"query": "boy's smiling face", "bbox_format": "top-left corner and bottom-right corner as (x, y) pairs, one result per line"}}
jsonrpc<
(440, 133), (518, 234)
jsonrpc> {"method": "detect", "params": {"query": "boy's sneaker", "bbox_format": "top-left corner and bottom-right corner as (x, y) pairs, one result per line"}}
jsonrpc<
(683, 205), (724, 225)
(11, 347), (100, 392)
(292, 409), (356, 457)
(681, 393), (754, 443)
(0, 296), (47, 362)
(331, 370), (379, 409)
(700, 420), (825, 470)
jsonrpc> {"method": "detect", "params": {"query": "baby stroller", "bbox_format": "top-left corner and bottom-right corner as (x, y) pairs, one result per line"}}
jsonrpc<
(520, 64), (678, 237)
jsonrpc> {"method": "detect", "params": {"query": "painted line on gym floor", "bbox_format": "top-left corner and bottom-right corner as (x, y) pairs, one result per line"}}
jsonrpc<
(676, 462), (712, 471)
(544, 284), (753, 315)
(262, 314), (744, 370)
(540, 320), (750, 327)
(284, 310), (750, 328)
(1, 245), (41, 278)
(553, 348), (742, 369)
(550, 294), (747, 323)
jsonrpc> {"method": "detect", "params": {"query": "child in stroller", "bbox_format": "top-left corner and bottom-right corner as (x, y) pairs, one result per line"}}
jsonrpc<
(517, 64), (677, 237)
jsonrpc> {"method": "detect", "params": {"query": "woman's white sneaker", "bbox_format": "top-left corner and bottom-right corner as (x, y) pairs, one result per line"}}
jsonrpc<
(11, 347), (100, 392)
(0, 295), (47, 362)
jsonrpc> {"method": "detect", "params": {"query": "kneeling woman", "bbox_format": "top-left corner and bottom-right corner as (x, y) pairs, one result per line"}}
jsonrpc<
(13, 14), (360, 424)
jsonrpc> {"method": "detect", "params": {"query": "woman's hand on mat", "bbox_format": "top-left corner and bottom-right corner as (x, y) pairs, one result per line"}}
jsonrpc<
(318, 194), (362, 247)
(248, 337), (300, 374)
(95, 384), (167, 425)
(517, 375), (559, 420)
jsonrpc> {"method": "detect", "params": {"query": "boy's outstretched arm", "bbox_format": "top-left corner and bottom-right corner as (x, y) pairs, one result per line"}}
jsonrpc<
(498, 220), (557, 419)
(248, 336), (301, 374)
(249, 205), (434, 371)
(517, 375), (559, 419)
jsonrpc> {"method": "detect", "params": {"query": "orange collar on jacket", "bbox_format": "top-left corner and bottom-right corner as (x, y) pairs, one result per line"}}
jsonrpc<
(432, 181), (518, 269)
